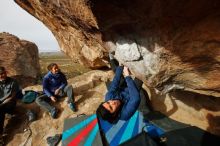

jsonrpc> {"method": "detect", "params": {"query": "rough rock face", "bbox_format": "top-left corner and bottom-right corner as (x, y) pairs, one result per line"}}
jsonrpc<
(15, 0), (107, 69)
(14, 0), (220, 137)
(0, 32), (40, 87)
(148, 88), (220, 136)
(15, 0), (220, 97)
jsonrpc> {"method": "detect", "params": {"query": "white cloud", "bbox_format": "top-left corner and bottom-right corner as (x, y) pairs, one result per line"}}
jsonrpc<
(0, 0), (59, 52)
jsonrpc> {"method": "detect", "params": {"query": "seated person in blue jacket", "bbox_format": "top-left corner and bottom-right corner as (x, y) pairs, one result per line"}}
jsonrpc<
(0, 66), (23, 145)
(96, 56), (143, 123)
(36, 63), (76, 119)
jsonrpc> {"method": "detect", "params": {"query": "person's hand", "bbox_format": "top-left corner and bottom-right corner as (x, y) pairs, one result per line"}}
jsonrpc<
(50, 96), (57, 102)
(123, 66), (131, 77)
(2, 97), (13, 104)
(54, 88), (60, 95)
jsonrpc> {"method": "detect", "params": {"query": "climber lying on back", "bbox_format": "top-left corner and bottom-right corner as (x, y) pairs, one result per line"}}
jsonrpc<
(96, 56), (142, 123)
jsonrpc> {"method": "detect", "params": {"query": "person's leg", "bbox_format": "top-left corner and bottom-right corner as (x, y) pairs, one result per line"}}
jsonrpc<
(63, 85), (74, 104)
(63, 85), (76, 112)
(108, 53), (127, 89)
(106, 54), (119, 90)
(134, 78), (143, 91)
(134, 78), (153, 113)
(110, 59), (119, 73)
(0, 99), (16, 145)
(0, 113), (5, 136)
(0, 100), (16, 131)
(0, 113), (4, 145)
(35, 94), (55, 112)
(109, 53), (119, 73)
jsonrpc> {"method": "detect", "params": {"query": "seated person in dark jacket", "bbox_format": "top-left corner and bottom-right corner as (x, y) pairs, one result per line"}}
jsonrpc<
(36, 63), (76, 119)
(0, 67), (23, 145)
(96, 56), (143, 123)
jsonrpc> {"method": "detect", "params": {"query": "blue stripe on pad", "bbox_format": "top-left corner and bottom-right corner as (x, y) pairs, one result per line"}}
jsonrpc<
(119, 111), (139, 144)
(132, 112), (139, 137)
(109, 121), (129, 146)
(62, 114), (96, 140)
(98, 118), (112, 133)
(106, 120), (126, 142)
(138, 112), (146, 133)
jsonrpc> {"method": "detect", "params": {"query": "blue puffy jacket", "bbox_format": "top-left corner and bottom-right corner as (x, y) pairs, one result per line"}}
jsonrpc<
(43, 71), (67, 97)
(105, 66), (140, 120)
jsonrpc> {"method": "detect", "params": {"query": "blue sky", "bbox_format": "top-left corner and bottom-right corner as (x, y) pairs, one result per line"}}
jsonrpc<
(0, 0), (59, 52)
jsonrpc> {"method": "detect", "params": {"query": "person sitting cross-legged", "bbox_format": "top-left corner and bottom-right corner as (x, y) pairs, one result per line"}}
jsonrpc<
(36, 63), (76, 119)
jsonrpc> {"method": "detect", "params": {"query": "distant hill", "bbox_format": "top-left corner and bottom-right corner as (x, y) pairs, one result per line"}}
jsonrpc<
(39, 51), (64, 57)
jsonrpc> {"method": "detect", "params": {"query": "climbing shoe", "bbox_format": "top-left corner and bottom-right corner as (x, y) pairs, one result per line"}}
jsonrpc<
(26, 110), (37, 122)
(50, 108), (58, 119)
(109, 52), (115, 60)
(68, 102), (77, 112)
(46, 134), (62, 146)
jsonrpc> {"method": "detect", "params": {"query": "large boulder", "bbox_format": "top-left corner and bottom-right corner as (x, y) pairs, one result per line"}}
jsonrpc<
(13, 0), (220, 139)
(15, 0), (107, 69)
(148, 87), (220, 136)
(14, 0), (220, 97)
(0, 32), (40, 87)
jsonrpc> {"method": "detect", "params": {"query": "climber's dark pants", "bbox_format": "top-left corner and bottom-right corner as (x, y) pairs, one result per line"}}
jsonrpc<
(0, 99), (16, 135)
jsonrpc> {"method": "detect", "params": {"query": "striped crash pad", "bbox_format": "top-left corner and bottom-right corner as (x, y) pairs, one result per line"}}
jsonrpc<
(62, 111), (164, 146)
(98, 111), (164, 146)
(62, 111), (220, 146)
(62, 114), (102, 146)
